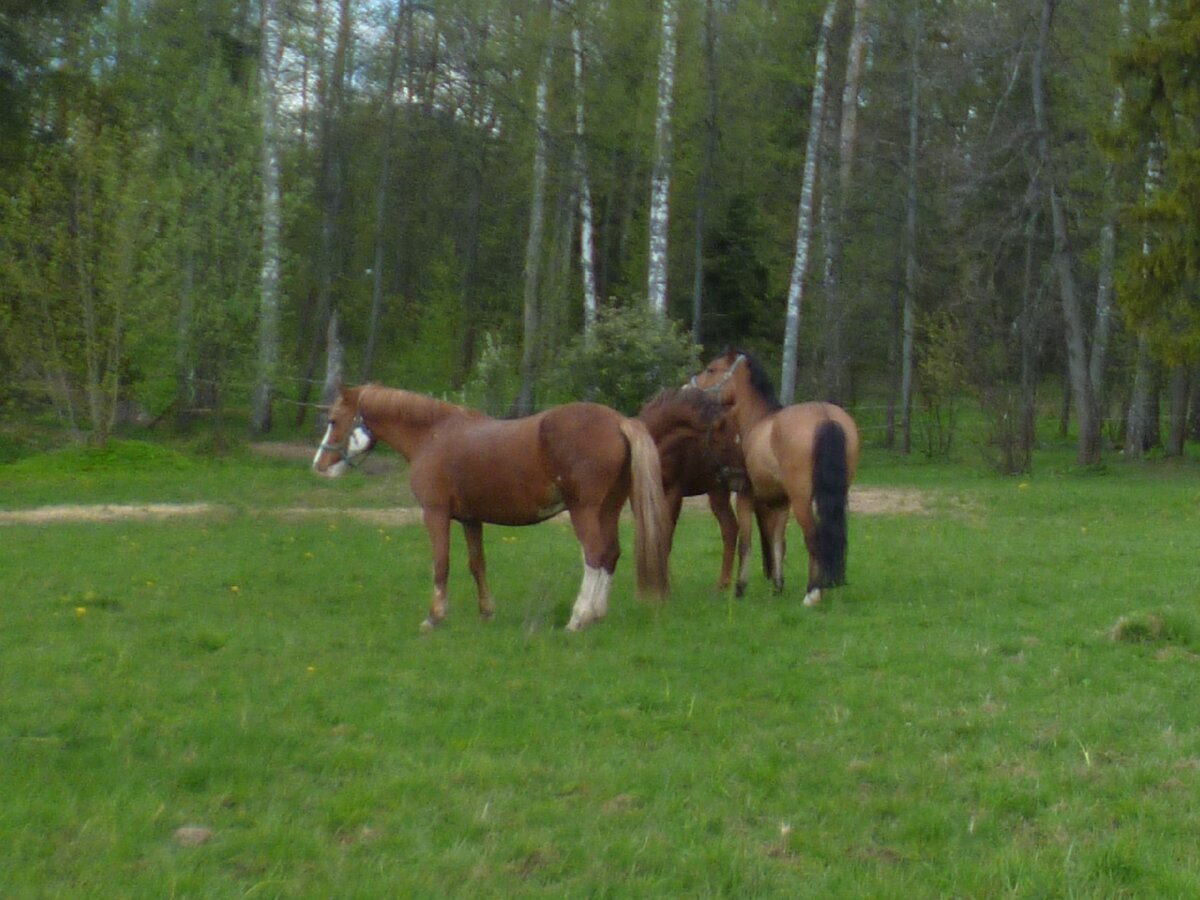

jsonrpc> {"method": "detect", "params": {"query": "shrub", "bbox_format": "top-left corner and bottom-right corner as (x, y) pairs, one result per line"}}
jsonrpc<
(542, 305), (700, 415)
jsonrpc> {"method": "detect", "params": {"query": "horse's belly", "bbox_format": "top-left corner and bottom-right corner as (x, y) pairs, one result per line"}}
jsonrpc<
(451, 477), (564, 525)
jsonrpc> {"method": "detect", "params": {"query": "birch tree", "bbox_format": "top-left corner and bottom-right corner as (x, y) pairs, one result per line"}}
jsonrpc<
(822, 0), (870, 405)
(572, 19), (599, 340)
(646, 0), (678, 318)
(780, 0), (836, 406)
(252, 0), (283, 433)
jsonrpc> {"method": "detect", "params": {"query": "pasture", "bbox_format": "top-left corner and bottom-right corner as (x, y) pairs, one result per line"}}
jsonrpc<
(2, 441), (1199, 896)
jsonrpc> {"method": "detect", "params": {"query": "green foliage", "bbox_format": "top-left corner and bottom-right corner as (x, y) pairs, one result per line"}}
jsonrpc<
(463, 331), (520, 416)
(1113, 3), (1200, 368)
(543, 304), (700, 414)
(915, 312), (968, 459)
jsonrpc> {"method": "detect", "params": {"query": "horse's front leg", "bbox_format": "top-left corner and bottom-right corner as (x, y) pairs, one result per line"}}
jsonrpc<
(708, 488), (738, 591)
(420, 506), (452, 632)
(462, 520), (495, 621)
(733, 490), (755, 597)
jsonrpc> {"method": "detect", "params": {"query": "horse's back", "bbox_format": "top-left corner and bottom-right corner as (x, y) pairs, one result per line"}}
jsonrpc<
(538, 402), (629, 467)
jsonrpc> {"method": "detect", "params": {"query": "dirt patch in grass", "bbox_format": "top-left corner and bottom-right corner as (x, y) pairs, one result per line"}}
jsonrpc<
(0, 488), (927, 525)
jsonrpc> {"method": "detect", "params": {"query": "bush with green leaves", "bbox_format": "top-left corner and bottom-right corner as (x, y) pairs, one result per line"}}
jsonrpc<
(543, 305), (700, 415)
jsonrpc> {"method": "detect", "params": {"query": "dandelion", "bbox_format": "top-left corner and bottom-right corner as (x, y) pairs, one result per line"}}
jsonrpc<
(304, 551), (315, 559)
(75, 606), (88, 617)
(230, 585), (240, 595)
(307, 666), (317, 675)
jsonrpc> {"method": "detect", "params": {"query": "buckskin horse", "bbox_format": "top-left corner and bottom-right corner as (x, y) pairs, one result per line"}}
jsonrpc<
(637, 388), (748, 590)
(690, 349), (860, 605)
(312, 384), (672, 631)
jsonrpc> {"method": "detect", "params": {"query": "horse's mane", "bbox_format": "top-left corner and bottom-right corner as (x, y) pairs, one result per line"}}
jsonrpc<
(728, 347), (782, 411)
(359, 384), (482, 427)
(639, 387), (725, 428)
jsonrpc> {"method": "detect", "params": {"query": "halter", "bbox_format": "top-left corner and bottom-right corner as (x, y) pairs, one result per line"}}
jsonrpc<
(319, 412), (375, 468)
(690, 353), (746, 397)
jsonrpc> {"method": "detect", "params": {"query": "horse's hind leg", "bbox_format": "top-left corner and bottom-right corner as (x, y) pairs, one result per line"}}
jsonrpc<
(791, 494), (823, 606)
(750, 502), (788, 593)
(462, 521), (495, 621)
(420, 506), (452, 632)
(733, 491), (755, 597)
(565, 505), (620, 631)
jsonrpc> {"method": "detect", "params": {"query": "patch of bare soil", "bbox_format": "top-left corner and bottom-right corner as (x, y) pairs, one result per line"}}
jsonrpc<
(0, 503), (219, 525)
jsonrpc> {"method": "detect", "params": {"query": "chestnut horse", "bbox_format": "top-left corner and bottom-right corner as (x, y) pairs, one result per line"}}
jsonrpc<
(312, 384), (671, 631)
(690, 350), (860, 605)
(637, 388), (747, 589)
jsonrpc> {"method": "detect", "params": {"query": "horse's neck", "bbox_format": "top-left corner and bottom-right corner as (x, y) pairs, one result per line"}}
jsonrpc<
(731, 392), (776, 441)
(366, 389), (466, 459)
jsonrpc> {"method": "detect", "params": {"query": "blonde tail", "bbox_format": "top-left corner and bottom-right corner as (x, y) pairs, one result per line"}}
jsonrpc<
(619, 417), (671, 600)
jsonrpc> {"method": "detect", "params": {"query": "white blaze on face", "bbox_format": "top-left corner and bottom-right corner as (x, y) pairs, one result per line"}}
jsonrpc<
(312, 423), (348, 478)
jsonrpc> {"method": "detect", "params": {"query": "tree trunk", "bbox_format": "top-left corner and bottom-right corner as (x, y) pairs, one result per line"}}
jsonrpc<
(572, 22), (599, 341)
(516, 17), (554, 416)
(692, 0), (719, 345)
(252, 0), (283, 433)
(362, 4), (406, 382)
(1125, 335), (1155, 457)
(1088, 0), (1129, 432)
(899, 0), (920, 454)
(1166, 365), (1188, 457)
(1018, 205), (1043, 472)
(297, 0), (353, 425)
(647, 0), (678, 318)
(780, 0), (836, 406)
(1031, 0), (1100, 465)
(822, 0), (870, 405)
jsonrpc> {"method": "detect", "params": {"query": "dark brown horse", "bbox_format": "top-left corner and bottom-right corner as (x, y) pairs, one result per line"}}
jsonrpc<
(637, 388), (747, 589)
(690, 349), (860, 604)
(312, 384), (671, 631)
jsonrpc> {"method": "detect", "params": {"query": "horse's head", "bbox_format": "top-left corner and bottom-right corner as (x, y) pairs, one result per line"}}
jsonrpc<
(312, 384), (376, 478)
(689, 349), (747, 405)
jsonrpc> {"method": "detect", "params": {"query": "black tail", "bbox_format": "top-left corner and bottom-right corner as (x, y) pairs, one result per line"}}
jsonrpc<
(812, 420), (849, 586)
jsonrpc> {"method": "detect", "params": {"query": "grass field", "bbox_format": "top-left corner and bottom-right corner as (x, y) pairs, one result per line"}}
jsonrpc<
(2, 439), (1199, 896)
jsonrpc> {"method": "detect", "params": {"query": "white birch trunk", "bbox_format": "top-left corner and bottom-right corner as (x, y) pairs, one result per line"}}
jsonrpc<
(253, 0), (283, 433)
(822, 0), (870, 402)
(646, 0), (678, 318)
(1089, 0), (1129, 415)
(573, 23), (599, 340)
(779, 0), (836, 406)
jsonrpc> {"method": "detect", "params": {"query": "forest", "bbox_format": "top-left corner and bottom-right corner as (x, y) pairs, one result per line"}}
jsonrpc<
(2, 0), (1198, 470)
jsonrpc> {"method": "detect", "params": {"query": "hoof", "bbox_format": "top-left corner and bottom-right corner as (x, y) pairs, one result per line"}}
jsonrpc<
(420, 617), (438, 633)
(735, 582), (747, 599)
(479, 609), (495, 622)
(802, 588), (821, 607)
(565, 613), (592, 632)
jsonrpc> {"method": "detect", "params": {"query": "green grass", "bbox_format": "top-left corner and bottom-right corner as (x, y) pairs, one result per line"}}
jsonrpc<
(2, 443), (1200, 896)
